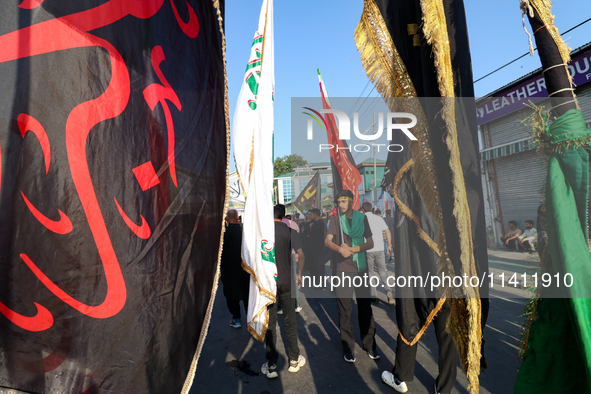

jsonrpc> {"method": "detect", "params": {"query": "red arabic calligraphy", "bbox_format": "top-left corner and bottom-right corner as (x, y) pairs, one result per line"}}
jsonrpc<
(0, 0), (199, 331)
(143, 45), (183, 188)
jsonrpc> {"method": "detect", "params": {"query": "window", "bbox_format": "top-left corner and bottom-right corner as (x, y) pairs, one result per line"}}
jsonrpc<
(282, 179), (294, 200)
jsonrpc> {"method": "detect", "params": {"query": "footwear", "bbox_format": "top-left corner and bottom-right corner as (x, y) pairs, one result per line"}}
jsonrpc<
(277, 309), (283, 315)
(343, 353), (356, 363)
(381, 370), (408, 393)
(366, 349), (381, 360)
(261, 362), (278, 378)
(229, 319), (241, 328)
(371, 298), (380, 304)
(434, 383), (441, 394)
(295, 306), (302, 313)
(386, 291), (395, 306)
(288, 355), (306, 373)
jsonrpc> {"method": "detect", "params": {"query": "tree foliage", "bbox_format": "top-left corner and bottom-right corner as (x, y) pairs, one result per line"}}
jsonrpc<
(273, 154), (307, 177)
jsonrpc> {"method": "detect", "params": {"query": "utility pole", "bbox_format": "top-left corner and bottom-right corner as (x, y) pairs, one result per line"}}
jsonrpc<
(373, 112), (377, 209)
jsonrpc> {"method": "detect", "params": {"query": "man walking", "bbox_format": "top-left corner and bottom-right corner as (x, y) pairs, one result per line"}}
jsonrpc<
(384, 209), (395, 262)
(306, 208), (327, 287)
(278, 212), (302, 313)
(220, 209), (250, 328)
(325, 190), (379, 362)
(362, 202), (394, 305)
(261, 204), (306, 378)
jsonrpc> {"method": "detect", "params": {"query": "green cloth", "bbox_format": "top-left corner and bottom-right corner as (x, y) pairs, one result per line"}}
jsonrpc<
(545, 108), (591, 144)
(515, 109), (591, 393)
(340, 210), (367, 272)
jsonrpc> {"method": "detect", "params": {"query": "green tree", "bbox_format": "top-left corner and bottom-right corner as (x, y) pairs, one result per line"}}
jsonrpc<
(273, 154), (307, 177)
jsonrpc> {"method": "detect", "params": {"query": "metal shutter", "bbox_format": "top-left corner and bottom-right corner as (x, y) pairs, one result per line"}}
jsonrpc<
(577, 83), (591, 122)
(493, 149), (548, 230)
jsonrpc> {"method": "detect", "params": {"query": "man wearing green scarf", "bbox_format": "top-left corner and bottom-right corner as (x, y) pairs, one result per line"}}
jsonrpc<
(325, 190), (378, 363)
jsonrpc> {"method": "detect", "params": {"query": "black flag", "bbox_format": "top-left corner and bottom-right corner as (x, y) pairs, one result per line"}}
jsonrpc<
(294, 171), (321, 213)
(0, 1), (227, 393)
(356, 0), (489, 390)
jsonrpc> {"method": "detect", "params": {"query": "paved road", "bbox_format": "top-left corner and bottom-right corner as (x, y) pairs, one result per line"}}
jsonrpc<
(192, 249), (535, 394)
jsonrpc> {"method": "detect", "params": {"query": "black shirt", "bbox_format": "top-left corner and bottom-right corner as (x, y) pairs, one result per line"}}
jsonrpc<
(327, 215), (372, 272)
(274, 221), (302, 285)
(384, 216), (395, 239)
(308, 219), (327, 255)
(220, 223), (250, 300)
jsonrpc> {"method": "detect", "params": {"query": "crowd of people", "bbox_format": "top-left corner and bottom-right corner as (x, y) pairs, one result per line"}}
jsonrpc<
(218, 191), (462, 394)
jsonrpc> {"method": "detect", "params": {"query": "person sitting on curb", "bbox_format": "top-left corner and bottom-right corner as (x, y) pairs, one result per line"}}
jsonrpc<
(500, 220), (522, 250)
(517, 220), (538, 253)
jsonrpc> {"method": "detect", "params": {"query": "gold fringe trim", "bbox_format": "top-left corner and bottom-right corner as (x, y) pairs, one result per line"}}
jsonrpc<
(237, 0), (271, 198)
(180, 2), (231, 393)
(420, 0), (454, 97)
(247, 0), (271, 189)
(240, 0), (276, 342)
(354, 0), (458, 324)
(355, 0), (482, 392)
(354, 0), (450, 280)
(393, 159), (440, 256)
(241, 260), (276, 342)
(241, 261), (277, 302)
(526, 103), (591, 155)
(446, 297), (481, 392)
(520, 0), (575, 98)
(528, 0), (571, 66)
(400, 297), (447, 346)
(247, 130), (255, 189)
(246, 295), (274, 342)
(420, 0), (481, 391)
(354, 0), (416, 100)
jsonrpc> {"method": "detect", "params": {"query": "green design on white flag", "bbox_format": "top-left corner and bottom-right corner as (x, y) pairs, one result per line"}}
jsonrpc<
(230, 0), (276, 341)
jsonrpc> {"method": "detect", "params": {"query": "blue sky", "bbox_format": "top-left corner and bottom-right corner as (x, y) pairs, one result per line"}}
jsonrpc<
(224, 0), (591, 172)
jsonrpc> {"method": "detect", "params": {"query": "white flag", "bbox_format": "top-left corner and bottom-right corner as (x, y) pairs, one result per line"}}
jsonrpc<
(231, 0), (276, 341)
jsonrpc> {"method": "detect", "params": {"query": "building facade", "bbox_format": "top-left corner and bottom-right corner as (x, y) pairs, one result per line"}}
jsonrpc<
(477, 43), (591, 245)
(274, 159), (396, 215)
(274, 163), (336, 213)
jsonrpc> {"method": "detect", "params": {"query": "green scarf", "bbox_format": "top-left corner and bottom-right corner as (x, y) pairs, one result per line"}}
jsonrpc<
(340, 210), (367, 272)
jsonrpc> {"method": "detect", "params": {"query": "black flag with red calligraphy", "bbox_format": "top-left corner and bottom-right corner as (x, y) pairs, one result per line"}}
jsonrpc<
(0, 1), (227, 393)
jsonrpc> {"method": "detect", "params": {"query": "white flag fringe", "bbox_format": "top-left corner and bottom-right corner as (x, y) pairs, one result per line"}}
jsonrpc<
(230, 0), (276, 341)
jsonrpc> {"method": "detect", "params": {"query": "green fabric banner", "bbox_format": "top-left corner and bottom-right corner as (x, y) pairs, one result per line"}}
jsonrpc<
(515, 109), (591, 393)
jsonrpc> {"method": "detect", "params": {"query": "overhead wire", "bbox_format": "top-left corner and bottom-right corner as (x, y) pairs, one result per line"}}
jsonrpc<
(474, 16), (591, 83)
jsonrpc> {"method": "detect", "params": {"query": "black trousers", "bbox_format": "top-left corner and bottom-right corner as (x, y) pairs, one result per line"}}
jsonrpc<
(394, 301), (457, 394)
(335, 270), (376, 354)
(226, 299), (248, 320)
(266, 284), (300, 365)
(517, 240), (535, 251)
(308, 254), (325, 287)
(500, 237), (517, 249)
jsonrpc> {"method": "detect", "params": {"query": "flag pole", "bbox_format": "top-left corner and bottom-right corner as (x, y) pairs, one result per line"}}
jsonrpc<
(338, 204), (344, 247)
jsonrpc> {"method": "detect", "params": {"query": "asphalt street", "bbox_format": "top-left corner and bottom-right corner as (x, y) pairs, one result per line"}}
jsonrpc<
(192, 248), (536, 394)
